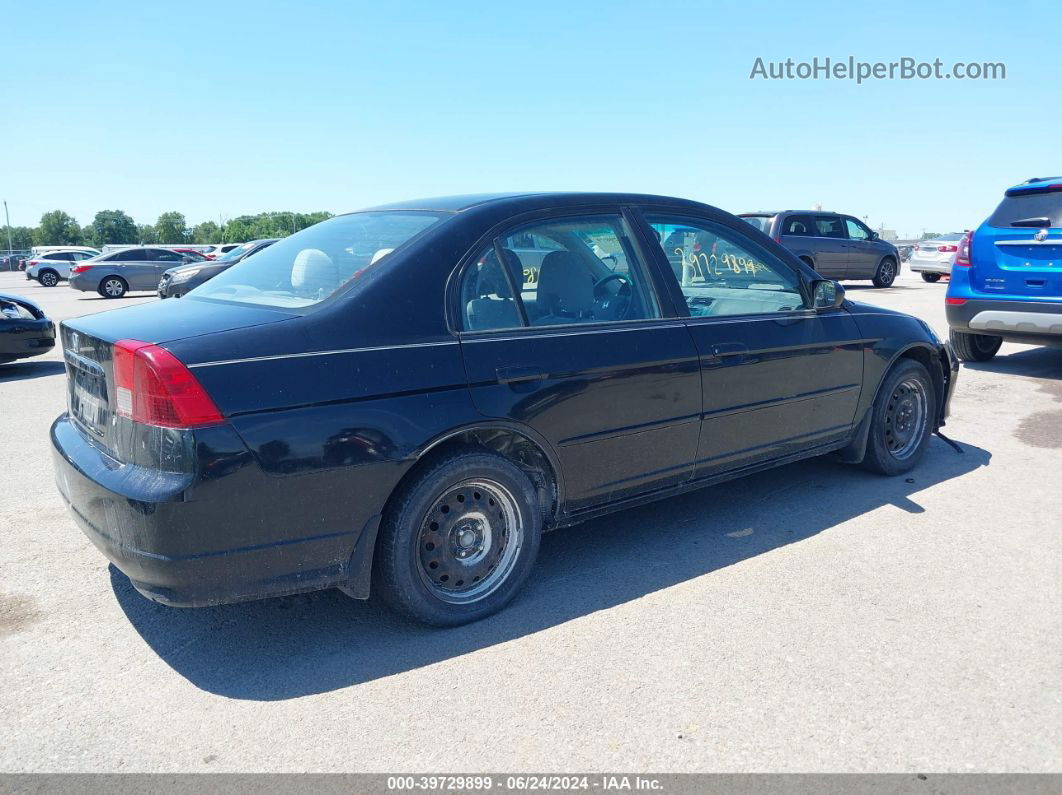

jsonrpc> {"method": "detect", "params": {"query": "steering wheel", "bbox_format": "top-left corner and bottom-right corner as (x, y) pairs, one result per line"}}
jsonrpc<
(593, 272), (634, 321)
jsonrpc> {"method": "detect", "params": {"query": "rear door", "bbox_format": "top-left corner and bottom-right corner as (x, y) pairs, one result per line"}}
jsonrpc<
(978, 187), (1062, 296)
(638, 209), (864, 478)
(810, 215), (850, 278)
(455, 209), (702, 512)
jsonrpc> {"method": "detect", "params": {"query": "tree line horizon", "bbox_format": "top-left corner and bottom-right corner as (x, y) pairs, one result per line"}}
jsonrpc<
(3, 209), (334, 251)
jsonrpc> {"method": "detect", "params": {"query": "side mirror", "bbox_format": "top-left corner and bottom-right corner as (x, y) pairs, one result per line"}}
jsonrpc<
(868, 231), (880, 241)
(811, 279), (845, 310)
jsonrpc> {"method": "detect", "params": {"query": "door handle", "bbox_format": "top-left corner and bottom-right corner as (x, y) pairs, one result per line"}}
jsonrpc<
(710, 342), (748, 357)
(496, 366), (547, 384)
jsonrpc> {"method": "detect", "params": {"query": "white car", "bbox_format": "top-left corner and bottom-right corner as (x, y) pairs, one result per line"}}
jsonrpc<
(24, 250), (100, 286)
(202, 244), (241, 260)
(909, 233), (966, 283)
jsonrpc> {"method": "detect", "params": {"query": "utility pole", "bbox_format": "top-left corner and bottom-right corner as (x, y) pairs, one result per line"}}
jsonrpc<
(3, 200), (13, 255)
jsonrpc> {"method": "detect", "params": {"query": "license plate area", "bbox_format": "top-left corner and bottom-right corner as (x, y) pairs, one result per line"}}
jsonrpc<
(67, 355), (109, 437)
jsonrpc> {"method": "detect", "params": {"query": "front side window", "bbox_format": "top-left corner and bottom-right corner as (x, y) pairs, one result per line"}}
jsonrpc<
(845, 218), (870, 241)
(645, 215), (808, 318)
(460, 215), (660, 332)
(191, 211), (445, 308)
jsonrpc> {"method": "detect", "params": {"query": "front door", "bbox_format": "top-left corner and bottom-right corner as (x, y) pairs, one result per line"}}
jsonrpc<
(844, 217), (880, 279)
(639, 211), (865, 479)
(456, 211), (702, 512)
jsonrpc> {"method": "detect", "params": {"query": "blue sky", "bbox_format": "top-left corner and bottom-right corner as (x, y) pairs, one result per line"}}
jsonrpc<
(2, 0), (1058, 237)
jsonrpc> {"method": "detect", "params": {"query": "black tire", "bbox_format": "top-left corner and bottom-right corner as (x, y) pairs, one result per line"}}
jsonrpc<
(861, 359), (936, 475)
(872, 257), (898, 288)
(373, 451), (542, 626)
(949, 329), (1002, 362)
(38, 269), (60, 287)
(920, 272), (942, 283)
(98, 276), (128, 299)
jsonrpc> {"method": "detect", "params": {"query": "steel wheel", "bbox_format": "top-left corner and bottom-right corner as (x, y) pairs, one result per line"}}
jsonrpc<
(883, 378), (928, 460)
(416, 478), (523, 604)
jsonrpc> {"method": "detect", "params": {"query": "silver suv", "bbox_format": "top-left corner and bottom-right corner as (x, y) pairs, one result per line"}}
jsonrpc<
(740, 211), (901, 287)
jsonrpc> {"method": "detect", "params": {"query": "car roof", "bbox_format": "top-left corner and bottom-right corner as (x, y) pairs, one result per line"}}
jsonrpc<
(358, 192), (717, 214)
(1007, 176), (1062, 193)
(740, 210), (839, 216)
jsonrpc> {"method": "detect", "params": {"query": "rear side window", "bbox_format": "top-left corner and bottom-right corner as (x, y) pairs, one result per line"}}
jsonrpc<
(814, 216), (847, 239)
(987, 191), (1062, 227)
(460, 215), (661, 331)
(739, 215), (774, 234)
(782, 215), (814, 236)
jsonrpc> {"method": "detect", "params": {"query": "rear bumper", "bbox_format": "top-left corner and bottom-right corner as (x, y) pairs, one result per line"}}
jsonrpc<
(909, 260), (951, 274)
(947, 297), (1062, 346)
(50, 414), (359, 606)
(68, 273), (97, 292)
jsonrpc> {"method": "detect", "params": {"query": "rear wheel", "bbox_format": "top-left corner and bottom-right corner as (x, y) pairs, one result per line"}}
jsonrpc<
(38, 269), (60, 287)
(872, 257), (898, 288)
(373, 451), (542, 626)
(98, 276), (127, 299)
(949, 329), (1002, 362)
(862, 359), (935, 475)
(920, 272), (942, 283)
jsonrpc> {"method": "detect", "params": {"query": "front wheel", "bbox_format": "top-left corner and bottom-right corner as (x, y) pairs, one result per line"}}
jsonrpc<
(872, 257), (898, 288)
(98, 276), (128, 298)
(373, 451), (542, 626)
(861, 359), (936, 475)
(949, 329), (1002, 362)
(920, 272), (942, 283)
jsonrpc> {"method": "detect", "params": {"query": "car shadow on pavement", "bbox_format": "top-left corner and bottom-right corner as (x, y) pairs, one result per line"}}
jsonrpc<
(111, 437), (990, 701)
(963, 347), (1062, 381)
(0, 359), (65, 381)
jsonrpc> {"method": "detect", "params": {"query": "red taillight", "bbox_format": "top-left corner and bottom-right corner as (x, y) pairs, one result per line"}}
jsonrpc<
(71, 264), (93, 274)
(945, 297), (967, 305)
(112, 339), (224, 428)
(937, 244), (958, 252)
(954, 231), (973, 267)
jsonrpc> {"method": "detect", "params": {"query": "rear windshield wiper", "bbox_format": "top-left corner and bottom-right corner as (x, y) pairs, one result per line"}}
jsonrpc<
(1010, 216), (1052, 228)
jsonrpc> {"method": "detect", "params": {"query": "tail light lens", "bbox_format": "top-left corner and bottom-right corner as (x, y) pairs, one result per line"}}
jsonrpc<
(945, 297), (967, 305)
(71, 264), (94, 274)
(113, 339), (224, 428)
(937, 244), (958, 252)
(954, 231), (973, 266)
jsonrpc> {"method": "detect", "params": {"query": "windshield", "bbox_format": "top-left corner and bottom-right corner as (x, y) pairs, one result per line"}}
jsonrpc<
(216, 241), (257, 262)
(190, 211), (445, 308)
(739, 215), (774, 234)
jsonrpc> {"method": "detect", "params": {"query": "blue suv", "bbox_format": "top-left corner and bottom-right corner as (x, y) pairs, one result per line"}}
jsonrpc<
(947, 177), (1062, 361)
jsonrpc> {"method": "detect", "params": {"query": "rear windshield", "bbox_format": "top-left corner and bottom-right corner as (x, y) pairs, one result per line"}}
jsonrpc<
(987, 191), (1062, 228)
(739, 215), (774, 234)
(190, 211), (445, 308)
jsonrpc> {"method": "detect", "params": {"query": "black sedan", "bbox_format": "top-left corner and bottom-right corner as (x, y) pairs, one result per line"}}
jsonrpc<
(1, 293), (55, 364)
(158, 238), (279, 298)
(51, 193), (958, 626)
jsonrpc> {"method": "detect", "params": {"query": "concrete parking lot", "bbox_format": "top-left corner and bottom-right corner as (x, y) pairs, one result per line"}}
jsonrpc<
(1, 268), (1059, 773)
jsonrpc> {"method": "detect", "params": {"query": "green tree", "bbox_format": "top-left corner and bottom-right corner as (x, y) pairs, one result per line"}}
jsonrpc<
(4, 226), (35, 251)
(191, 221), (220, 244)
(35, 210), (83, 246)
(137, 224), (159, 244)
(920, 232), (941, 240)
(222, 218), (255, 243)
(155, 211), (188, 244)
(91, 210), (138, 246)
(81, 225), (97, 247)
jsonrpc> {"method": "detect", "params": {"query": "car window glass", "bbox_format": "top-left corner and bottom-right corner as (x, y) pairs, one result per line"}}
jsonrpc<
(814, 216), (847, 239)
(739, 215), (773, 234)
(645, 215), (808, 318)
(782, 215), (814, 236)
(845, 219), (869, 241)
(112, 249), (142, 262)
(153, 249), (184, 262)
(460, 215), (660, 332)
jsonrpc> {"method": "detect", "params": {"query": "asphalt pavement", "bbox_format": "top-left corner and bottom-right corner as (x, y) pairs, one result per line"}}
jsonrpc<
(1, 267), (1059, 772)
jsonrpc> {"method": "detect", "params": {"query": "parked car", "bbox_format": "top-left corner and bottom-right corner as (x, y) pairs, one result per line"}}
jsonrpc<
(0, 293), (55, 363)
(69, 247), (200, 298)
(31, 245), (101, 259)
(51, 192), (957, 626)
(947, 177), (1062, 361)
(158, 238), (279, 298)
(169, 248), (210, 261)
(909, 234), (966, 282)
(24, 249), (100, 286)
(739, 211), (901, 287)
(202, 244), (241, 260)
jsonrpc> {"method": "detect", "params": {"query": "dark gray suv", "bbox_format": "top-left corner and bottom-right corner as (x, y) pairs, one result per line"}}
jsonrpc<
(740, 211), (900, 287)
